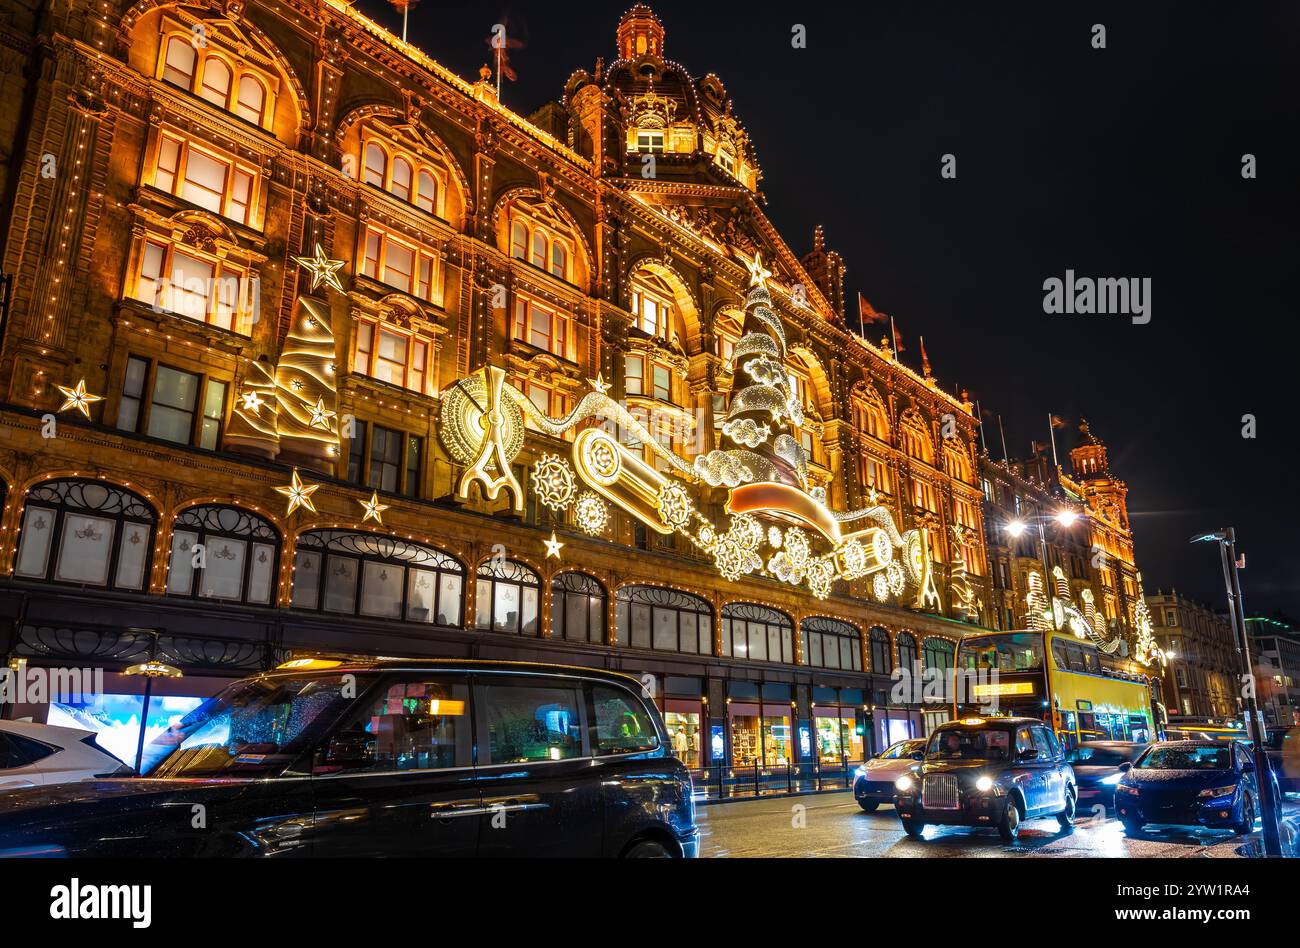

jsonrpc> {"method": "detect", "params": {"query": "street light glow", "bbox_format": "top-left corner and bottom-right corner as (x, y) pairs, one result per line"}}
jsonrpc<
(1055, 510), (1078, 526)
(1006, 520), (1027, 537)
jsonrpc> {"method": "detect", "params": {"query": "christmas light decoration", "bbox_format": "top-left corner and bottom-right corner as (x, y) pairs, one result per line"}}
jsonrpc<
(275, 468), (321, 516)
(55, 379), (103, 418)
(574, 492), (609, 536)
(359, 490), (390, 525)
(532, 454), (577, 511)
(292, 243), (347, 293)
(544, 532), (564, 559)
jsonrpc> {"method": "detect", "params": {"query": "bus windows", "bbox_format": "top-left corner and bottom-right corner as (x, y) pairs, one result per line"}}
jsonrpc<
(961, 633), (1044, 673)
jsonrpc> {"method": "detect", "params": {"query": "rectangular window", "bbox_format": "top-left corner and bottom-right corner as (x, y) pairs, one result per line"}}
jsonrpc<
(369, 425), (402, 493)
(512, 296), (570, 358)
(151, 133), (258, 225)
(477, 682), (584, 764)
(199, 378), (227, 450)
(347, 419), (368, 484)
(652, 363), (671, 401)
(404, 435), (423, 499)
(353, 318), (431, 396)
(116, 356), (149, 432)
(625, 355), (644, 396)
(131, 238), (248, 333)
(357, 226), (438, 301)
(323, 679), (471, 773)
(147, 364), (201, 444)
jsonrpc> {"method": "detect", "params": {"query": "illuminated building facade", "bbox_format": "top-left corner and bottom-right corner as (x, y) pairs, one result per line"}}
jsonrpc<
(0, 1), (996, 771)
(979, 420), (1162, 670)
(1144, 590), (1238, 722)
(1246, 615), (1300, 727)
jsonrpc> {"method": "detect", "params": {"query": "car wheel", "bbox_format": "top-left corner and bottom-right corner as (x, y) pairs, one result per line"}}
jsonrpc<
(901, 819), (926, 839)
(623, 839), (675, 858)
(1057, 786), (1077, 829)
(1234, 793), (1255, 836)
(1121, 817), (1143, 835)
(857, 800), (880, 813)
(997, 799), (1021, 841)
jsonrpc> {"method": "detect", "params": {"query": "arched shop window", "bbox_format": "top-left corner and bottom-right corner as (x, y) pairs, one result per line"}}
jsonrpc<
(550, 572), (607, 644)
(13, 479), (156, 592)
(290, 530), (464, 626)
(475, 559), (542, 636)
(923, 637), (955, 673)
(722, 602), (794, 664)
(896, 631), (918, 672)
(616, 586), (712, 654)
(166, 505), (280, 605)
(869, 627), (893, 675)
(801, 616), (863, 671)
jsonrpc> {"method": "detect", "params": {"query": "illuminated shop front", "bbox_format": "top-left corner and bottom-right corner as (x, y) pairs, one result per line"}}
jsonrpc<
(812, 687), (866, 762)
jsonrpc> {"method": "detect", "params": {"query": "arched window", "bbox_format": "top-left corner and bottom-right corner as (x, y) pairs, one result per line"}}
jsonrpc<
(13, 479), (156, 592)
(550, 241), (568, 280)
(290, 530), (464, 626)
(235, 75), (266, 124)
(166, 505), (279, 605)
(869, 627), (892, 675)
(474, 559), (542, 636)
(901, 413), (934, 465)
(199, 57), (232, 107)
(363, 142), (387, 187)
(853, 388), (889, 441)
(897, 631), (918, 672)
(722, 602), (794, 664)
(510, 220), (528, 260)
(923, 637), (956, 673)
(416, 170), (437, 214)
(801, 617), (862, 671)
(616, 586), (712, 654)
(531, 230), (548, 269)
(550, 572), (607, 644)
(630, 271), (680, 339)
(162, 36), (196, 87)
(390, 157), (413, 201)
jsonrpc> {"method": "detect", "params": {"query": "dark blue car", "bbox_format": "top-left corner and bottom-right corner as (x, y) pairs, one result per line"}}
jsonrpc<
(1114, 740), (1279, 835)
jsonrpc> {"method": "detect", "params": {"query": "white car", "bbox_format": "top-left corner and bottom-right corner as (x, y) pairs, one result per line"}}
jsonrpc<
(853, 738), (927, 811)
(0, 721), (131, 790)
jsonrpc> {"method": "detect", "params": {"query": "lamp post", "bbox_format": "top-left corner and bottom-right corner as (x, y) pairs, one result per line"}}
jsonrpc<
(1191, 527), (1283, 857)
(1006, 506), (1083, 608)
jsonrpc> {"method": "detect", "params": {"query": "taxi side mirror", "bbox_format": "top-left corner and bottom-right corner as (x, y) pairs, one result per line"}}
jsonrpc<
(1118, 761), (1132, 772)
(911, 752), (924, 761)
(1017, 748), (1037, 761)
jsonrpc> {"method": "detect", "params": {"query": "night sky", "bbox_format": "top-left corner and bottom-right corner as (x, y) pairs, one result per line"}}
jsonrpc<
(357, 1), (1300, 616)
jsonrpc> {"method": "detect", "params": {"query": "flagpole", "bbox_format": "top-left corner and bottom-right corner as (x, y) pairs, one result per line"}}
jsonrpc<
(998, 415), (1009, 463)
(975, 400), (989, 454)
(1048, 413), (1060, 470)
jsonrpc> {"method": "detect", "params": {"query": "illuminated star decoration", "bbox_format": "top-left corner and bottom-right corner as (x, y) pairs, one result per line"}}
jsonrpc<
(743, 250), (772, 290)
(56, 379), (104, 419)
(308, 396), (336, 430)
(292, 243), (346, 293)
(275, 468), (321, 516)
(359, 490), (390, 525)
(544, 532), (564, 559)
(587, 373), (610, 395)
(240, 390), (264, 413)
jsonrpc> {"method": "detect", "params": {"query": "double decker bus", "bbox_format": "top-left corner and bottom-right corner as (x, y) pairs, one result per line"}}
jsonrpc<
(953, 628), (1158, 752)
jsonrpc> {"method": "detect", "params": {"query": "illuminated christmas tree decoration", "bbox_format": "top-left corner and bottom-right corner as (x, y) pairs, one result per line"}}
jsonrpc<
(275, 468), (321, 515)
(292, 243), (346, 293)
(55, 379), (103, 418)
(358, 490), (390, 525)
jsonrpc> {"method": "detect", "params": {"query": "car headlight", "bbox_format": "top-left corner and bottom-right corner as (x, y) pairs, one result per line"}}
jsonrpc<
(854, 765), (868, 780)
(895, 774), (915, 793)
(1197, 784), (1238, 800)
(1101, 772), (1123, 786)
(975, 775), (994, 793)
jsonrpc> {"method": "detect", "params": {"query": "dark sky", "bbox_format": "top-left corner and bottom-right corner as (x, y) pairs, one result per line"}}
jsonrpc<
(358, 1), (1300, 616)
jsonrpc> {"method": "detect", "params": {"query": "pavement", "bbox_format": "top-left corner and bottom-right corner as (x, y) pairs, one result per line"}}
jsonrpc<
(698, 792), (1300, 858)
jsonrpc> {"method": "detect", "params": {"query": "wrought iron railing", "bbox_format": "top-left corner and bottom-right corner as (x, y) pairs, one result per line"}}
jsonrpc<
(687, 757), (869, 801)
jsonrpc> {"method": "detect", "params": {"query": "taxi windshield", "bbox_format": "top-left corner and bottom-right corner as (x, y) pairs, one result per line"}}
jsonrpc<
(927, 727), (1011, 761)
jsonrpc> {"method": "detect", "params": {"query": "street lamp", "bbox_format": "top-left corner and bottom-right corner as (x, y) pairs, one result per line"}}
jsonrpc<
(1005, 507), (1083, 588)
(1190, 527), (1283, 857)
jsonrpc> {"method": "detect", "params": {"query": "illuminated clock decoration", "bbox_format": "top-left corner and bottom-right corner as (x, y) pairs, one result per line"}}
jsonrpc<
(436, 252), (945, 602)
(275, 468), (321, 516)
(55, 379), (103, 419)
(292, 243), (347, 294)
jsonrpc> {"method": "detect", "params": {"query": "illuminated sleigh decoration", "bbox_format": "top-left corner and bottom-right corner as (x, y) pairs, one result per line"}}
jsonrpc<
(437, 254), (943, 604)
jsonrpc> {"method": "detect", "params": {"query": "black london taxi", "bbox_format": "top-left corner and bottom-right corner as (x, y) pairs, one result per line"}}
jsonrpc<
(893, 717), (1077, 840)
(0, 658), (699, 858)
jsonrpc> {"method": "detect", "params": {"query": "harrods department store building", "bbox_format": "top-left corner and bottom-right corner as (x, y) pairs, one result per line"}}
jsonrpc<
(0, 0), (1056, 772)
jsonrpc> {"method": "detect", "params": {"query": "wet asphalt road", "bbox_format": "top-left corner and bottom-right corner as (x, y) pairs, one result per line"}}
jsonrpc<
(698, 791), (1300, 858)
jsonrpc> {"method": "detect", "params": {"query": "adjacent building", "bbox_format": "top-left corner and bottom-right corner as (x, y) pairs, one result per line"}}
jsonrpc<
(1246, 615), (1300, 727)
(0, 2), (1010, 774)
(1145, 590), (1239, 722)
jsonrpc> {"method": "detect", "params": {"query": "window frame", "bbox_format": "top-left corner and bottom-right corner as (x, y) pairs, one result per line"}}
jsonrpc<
(357, 132), (447, 219)
(155, 29), (278, 133)
(165, 504), (280, 606)
(352, 316), (432, 396)
(615, 585), (713, 655)
(114, 355), (228, 450)
(130, 237), (253, 334)
(550, 572), (608, 645)
(474, 558), (544, 637)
